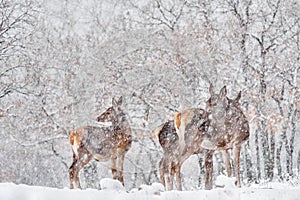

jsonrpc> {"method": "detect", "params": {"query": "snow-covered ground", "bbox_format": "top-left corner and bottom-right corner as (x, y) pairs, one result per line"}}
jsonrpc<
(1, 176), (299, 200)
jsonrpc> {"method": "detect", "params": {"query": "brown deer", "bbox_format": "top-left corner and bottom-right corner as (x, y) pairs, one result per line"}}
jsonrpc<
(156, 108), (210, 191)
(157, 85), (249, 190)
(68, 97), (132, 189)
(202, 84), (250, 189)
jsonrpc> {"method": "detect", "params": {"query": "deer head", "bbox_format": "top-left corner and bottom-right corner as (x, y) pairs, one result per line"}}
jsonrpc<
(97, 97), (125, 126)
(206, 84), (229, 127)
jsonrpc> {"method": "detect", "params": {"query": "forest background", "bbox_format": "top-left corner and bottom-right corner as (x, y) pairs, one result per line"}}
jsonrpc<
(0, 0), (299, 190)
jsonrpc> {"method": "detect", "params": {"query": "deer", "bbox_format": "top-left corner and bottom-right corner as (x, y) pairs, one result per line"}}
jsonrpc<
(156, 108), (210, 191)
(201, 84), (250, 189)
(68, 97), (132, 189)
(156, 84), (249, 190)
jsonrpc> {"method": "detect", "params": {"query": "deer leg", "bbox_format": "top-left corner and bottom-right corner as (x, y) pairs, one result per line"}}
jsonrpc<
(204, 150), (214, 190)
(168, 162), (180, 191)
(233, 145), (241, 187)
(174, 163), (182, 191)
(69, 151), (84, 189)
(69, 153), (77, 189)
(69, 160), (84, 189)
(159, 156), (174, 191)
(158, 158), (166, 187)
(167, 166), (174, 191)
(73, 167), (82, 189)
(111, 156), (118, 181)
(222, 150), (232, 177)
(69, 147), (92, 189)
(165, 175), (172, 191)
(117, 151), (125, 185)
(165, 160), (174, 191)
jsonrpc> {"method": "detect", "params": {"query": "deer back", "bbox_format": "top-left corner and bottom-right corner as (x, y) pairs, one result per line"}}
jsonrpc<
(70, 126), (118, 161)
(176, 108), (209, 153)
(157, 108), (209, 158)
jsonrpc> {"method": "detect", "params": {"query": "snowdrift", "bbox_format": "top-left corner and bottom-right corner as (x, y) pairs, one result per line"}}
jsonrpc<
(0, 176), (299, 200)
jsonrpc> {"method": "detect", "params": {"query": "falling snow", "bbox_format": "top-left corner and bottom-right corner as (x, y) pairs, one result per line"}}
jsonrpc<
(0, 0), (299, 198)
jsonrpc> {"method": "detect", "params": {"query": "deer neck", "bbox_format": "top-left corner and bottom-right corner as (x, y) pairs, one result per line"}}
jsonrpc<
(207, 105), (228, 138)
(112, 113), (131, 132)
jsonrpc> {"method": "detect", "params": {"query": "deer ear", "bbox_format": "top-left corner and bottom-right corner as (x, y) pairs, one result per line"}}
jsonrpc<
(112, 97), (118, 107)
(235, 91), (241, 102)
(219, 86), (227, 99)
(209, 83), (214, 95)
(118, 96), (123, 105)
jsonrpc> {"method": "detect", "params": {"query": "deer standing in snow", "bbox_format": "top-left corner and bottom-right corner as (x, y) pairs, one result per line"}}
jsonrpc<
(68, 97), (132, 189)
(157, 108), (210, 191)
(202, 84), (250, 189)
(157, 84), (249, 190)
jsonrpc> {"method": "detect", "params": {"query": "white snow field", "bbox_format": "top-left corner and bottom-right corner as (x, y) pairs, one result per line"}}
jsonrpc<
(0, 176), (299, 200)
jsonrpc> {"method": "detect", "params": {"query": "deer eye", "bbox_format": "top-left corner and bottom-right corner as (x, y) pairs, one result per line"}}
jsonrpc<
(207, 98), (217, 106)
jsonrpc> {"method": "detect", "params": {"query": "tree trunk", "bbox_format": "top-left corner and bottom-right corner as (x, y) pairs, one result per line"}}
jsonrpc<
(287, 109), (297, 177)
(276, 136), (283, 180)
(244, 141), (254, 184)
(216, 152), (226, 176)
(269, 131), (275, 181)
(259, 73), (272, 180)
(255, 130), (261, 181)
(297, 151), (300, 176)
(261, 126), (272, 180)
(197, 155), (205, 188)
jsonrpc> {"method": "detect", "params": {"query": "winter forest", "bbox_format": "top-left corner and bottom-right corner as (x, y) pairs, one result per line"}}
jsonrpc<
(0, 0), (299, 191)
